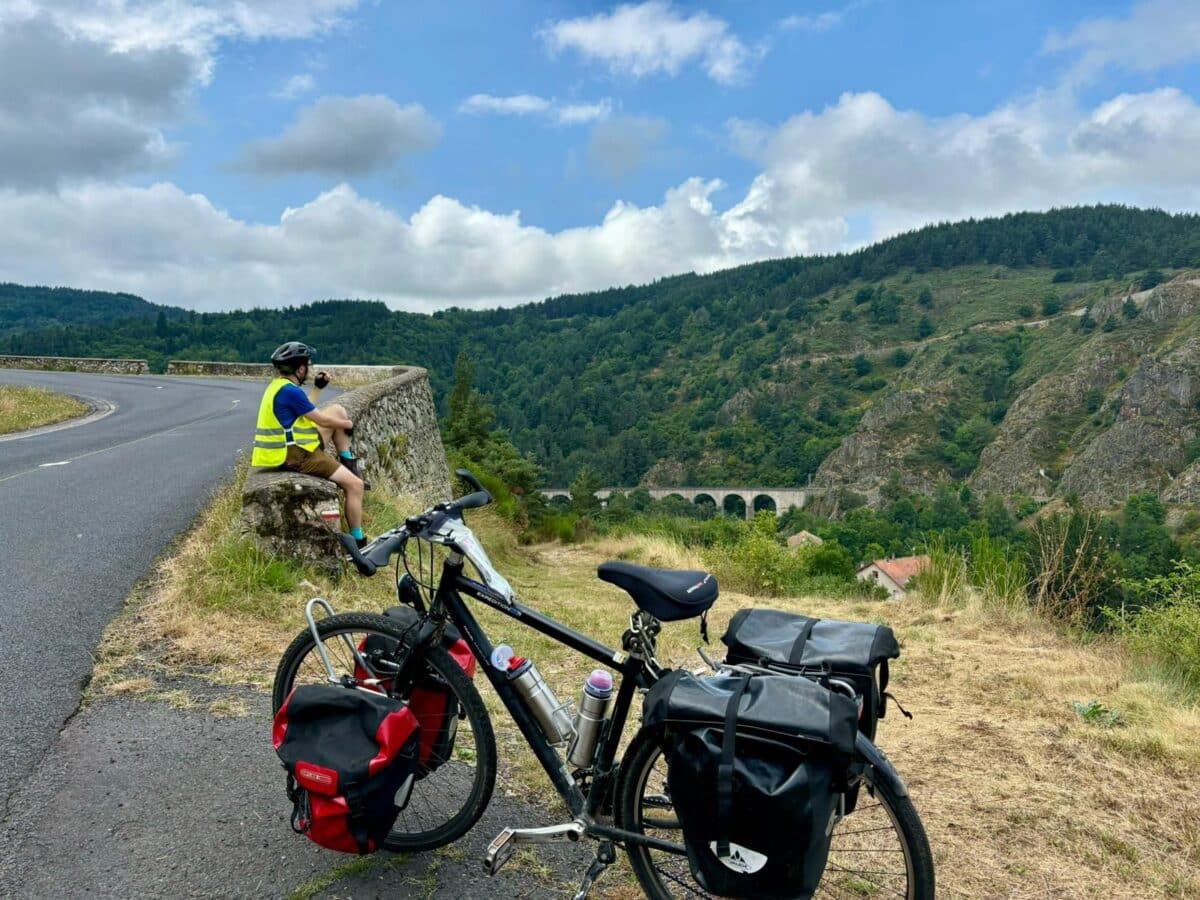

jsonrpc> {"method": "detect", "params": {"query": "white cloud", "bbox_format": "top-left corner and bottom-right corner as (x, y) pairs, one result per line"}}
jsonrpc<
(3, 86), (1200, 313)
(780, 11), (843, 32)
(461, 92), (612, 125)
(727, 87), (1200, 246)
(0, 1), (359, 79)
(238, 95), (441, 176)
(1045, 0), (1200, 83)
(274, 73), (316, 100)
(0, 16), (194, 186)
(540, 1), (758, 85)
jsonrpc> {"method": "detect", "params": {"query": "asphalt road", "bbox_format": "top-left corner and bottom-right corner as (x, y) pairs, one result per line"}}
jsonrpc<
(0, 370), (267, 811)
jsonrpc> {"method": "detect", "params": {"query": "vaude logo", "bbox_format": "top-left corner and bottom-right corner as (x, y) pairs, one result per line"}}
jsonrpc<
(709, 841), (768, 874)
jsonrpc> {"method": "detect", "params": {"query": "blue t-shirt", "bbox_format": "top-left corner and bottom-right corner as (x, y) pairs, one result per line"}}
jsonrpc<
(274, 383), (316, 430)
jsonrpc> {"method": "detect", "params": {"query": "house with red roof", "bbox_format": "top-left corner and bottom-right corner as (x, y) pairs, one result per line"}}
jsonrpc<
(856, 555), (930, 599)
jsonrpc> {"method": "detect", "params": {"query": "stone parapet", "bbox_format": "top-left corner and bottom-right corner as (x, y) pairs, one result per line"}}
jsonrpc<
(240, 365), (448, 573)
(335, 367), (451, 503)
(168, 360), (404, 385)
(0, 355), (149, 375)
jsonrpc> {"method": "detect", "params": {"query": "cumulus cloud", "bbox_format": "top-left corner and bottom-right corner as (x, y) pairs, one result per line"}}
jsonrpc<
(0, 0), (359, 78)
(461, 92), (612, 125)
(726, 87), (1200, 246)
(589, 116), (670, 179)
(3, 86), (1200, 312)
(0, 16), (195, 186)
(238, 95), (441, 176)
(1045, 0), (1200, 83)
(540, 1), (757, 85)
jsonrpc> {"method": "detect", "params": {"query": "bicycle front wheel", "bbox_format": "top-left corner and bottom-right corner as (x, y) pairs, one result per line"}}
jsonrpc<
(615, 726), (935, 899)
(272, 612), (497, 852)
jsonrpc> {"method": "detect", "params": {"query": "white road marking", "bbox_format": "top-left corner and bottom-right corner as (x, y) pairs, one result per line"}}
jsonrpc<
(39, 461), (71, 468)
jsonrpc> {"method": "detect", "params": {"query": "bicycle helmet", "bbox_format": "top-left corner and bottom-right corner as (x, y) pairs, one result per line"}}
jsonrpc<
(270, 341), (315, 375)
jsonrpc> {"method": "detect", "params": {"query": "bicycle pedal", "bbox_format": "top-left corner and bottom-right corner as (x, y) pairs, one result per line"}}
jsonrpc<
(483, 828), (517, 876)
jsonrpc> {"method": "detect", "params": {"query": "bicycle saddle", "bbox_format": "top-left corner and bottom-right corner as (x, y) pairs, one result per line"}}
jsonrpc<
(597, 561), (719, 621)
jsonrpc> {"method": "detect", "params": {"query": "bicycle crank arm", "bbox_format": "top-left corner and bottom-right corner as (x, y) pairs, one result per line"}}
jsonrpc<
(483, 820), (586, 876)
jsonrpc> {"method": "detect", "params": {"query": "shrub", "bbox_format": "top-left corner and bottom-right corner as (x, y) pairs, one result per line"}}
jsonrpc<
(1042, 296), (1063, 316)
(912, 535), (969, 606)
(1113, 561), (1200, 695)
(970, 535), (1028, 612)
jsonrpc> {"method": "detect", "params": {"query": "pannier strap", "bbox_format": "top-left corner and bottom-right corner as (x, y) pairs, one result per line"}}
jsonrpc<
(344, 784), (372, 854)
(716, 674), (752, 859)
(787, 617), (820, 666)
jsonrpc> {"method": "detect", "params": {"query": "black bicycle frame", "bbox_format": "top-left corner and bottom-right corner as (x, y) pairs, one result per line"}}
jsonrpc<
(430, 554), (656, 829)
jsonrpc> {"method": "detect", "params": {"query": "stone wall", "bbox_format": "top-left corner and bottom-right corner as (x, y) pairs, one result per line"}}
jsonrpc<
(241, 365), (449, 572)
(168, 360), (404, 385)
(334, 367), (450, 502)
(0, 355), (149, 375)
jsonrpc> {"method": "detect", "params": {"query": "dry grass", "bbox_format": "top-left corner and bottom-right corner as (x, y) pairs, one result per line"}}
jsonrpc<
(96, 493), (1200, 898)
(0, 384), (87, 434)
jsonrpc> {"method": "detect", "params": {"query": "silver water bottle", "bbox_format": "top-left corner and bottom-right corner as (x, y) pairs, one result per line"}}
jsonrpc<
(493, 645), (574, 744)
(567, 669), (614, 769)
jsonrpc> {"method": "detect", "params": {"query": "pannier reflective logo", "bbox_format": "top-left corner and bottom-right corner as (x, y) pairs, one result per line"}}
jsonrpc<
(710, 842), (768, 874)
(296, 762), (339, 795)
(686, 574), (712, 594)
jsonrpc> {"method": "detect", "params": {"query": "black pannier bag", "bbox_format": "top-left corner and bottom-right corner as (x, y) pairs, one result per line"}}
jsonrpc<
(273, 684), (420, 854)
(643, 670), (859, 898)
(721, 608), (901, 739)
(353, 605), (478, 776)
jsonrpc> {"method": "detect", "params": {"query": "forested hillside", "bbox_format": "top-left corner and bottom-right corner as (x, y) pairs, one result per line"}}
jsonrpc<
(6, 205), (1200, 498)
(0, 283), (184, 339)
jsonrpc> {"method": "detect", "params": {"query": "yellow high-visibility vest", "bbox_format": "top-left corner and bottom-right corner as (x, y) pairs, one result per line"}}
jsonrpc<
(251, 377), (322, 467)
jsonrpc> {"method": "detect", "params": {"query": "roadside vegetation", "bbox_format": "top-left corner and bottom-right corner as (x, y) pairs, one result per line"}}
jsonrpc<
(0, 384), (87, 435)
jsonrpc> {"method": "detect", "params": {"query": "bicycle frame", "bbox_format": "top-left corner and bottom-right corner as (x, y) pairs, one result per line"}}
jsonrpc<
(424, 550), (683, 853)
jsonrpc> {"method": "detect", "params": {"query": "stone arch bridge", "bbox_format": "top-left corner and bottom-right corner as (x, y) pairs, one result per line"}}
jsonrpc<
(540, 486), (821, 520)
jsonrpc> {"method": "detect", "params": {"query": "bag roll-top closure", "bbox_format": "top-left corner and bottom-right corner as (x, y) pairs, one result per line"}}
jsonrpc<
(643, 669), (859, 756)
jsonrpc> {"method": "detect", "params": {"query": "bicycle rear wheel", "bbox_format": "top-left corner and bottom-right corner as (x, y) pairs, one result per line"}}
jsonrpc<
(615, 726), (935, 899)
(272, 612), (497, 852)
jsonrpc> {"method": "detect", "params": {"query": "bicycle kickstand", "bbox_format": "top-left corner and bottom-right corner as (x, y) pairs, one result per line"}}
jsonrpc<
(573, 841), (616, 900)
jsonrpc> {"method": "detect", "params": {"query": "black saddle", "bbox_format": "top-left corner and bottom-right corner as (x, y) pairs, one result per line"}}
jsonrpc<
(597, 561), (719, 622)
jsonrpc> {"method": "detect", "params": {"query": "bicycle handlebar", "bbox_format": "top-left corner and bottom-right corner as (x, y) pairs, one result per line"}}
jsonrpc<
(339, 468), (494, 576)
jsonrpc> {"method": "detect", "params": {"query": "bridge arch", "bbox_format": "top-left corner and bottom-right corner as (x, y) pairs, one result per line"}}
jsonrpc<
(752, 494), (777, 516)
(723, 494), (748, 519)
(693, 493), (717, 515)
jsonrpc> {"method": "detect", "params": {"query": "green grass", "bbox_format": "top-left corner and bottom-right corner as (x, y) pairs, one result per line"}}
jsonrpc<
(0, 384), (88, 434)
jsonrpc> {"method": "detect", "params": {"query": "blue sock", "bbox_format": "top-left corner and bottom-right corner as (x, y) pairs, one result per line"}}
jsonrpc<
(350, 527), (364, 540)
(339, 450), (354, 459)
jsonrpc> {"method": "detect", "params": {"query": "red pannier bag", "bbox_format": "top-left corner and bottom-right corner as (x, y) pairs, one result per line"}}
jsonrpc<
(273, 684), (420, 854)
(354, 605), (477, 776)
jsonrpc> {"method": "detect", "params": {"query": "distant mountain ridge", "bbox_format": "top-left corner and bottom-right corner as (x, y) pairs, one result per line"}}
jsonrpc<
(4, 205), (1200, 505)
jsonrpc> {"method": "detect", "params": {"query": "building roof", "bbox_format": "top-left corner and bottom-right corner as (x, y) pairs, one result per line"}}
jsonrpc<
(857, 555), (930, 587)
(786, 530), (824, 548)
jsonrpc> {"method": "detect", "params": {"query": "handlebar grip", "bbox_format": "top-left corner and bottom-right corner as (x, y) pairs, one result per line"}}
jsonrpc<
(453, 490), (492, 511)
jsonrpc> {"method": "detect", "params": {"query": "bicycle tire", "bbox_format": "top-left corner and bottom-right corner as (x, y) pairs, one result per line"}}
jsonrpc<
(615, 725), (935, 899)
(272, 612), (497, 852)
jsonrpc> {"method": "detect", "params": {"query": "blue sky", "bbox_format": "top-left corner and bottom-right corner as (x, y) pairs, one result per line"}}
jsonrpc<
(2, 1), (1200, 310)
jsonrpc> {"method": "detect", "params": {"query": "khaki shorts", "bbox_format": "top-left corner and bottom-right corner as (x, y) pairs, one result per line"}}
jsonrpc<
(283, 444), (341, 479)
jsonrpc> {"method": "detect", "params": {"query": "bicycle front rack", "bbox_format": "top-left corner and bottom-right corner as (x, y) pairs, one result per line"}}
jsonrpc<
(304, 597), (378, 686)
